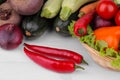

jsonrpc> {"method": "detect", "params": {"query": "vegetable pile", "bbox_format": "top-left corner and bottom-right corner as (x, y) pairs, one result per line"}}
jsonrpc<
(69, 0), (120, 70)
(0, 0), (120, 73)
(0, 0), (93, 73)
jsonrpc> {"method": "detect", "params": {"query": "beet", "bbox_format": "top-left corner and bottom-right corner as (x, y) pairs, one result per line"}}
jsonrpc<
(8, 0), (44, 15)
(0, 23), (23, 50)
(0, 2), (21, 26)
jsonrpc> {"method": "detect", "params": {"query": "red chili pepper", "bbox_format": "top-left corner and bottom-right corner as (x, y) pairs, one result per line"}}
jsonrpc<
(24, 47), (84, 73)
(24, 43), (88, 65)
(74, 10), (95, 37)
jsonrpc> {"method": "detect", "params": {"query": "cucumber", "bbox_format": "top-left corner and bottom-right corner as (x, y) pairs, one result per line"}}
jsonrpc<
(22, 12), (52, 40)
(41, 0), (63, 18)
(60, 0), (96, 21)
(53, 10), (79, 36)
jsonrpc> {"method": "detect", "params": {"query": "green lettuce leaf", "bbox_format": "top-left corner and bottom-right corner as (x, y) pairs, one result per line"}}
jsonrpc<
(80, 33), (95, 48)
(95, 40), (108, 56)
(68, 21), (76, 37)
(111, 54), (120, 69)
(105, 48), (117, 57)
(95, 40), (108, 51)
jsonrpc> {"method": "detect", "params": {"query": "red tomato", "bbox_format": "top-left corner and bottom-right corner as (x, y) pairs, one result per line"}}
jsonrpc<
(96, 0), (118, 20)
(115, 10), (120, 26)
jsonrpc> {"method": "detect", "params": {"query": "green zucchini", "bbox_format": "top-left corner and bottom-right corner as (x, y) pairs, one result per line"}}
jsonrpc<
(41, 0), (63, 18)
(60, 0), (96, 21)
(53, 10), (79, 36)
(22, 12), (52, 40)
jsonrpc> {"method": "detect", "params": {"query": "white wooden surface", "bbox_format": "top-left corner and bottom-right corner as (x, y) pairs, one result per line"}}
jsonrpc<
(0, 31), (119, 80)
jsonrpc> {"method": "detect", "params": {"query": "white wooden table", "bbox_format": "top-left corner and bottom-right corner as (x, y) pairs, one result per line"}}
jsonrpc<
(0, 31), (119, 80)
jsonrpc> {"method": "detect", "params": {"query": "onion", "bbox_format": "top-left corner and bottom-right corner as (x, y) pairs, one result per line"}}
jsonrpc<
(93, 15), (114, 30)
(0, 23), (23, 50)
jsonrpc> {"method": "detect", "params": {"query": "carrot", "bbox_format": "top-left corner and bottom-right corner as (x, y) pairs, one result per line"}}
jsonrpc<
(78, 1), (99, 18)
